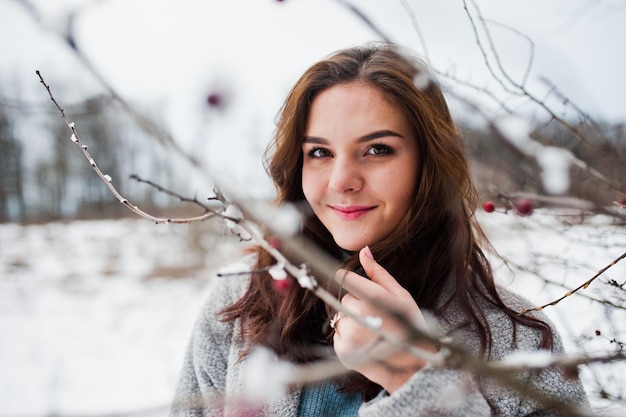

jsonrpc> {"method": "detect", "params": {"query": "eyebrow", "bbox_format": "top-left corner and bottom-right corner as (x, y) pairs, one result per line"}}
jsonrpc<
(302, 130), (406, 144)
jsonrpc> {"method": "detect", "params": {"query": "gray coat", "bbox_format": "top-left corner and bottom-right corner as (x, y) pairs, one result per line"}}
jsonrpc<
(171, 264), (589, 417)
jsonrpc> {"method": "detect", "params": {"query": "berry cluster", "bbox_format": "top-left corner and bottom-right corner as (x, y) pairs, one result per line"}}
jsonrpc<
(482, 198), (534, 217)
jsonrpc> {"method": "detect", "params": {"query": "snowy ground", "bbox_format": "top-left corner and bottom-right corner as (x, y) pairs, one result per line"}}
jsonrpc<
(1, 210), (625, 416)
(0, 218), (249, 417)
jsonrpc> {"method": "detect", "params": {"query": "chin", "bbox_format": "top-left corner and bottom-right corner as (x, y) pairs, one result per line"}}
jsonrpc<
(334, 239), (368, 253)
(330, 228), (375, 252)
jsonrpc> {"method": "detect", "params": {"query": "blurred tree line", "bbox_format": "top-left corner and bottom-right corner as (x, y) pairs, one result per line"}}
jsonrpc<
(0, 92), (191, 223)
(1, 92), (624, 224)
(463, 118), (626, 206)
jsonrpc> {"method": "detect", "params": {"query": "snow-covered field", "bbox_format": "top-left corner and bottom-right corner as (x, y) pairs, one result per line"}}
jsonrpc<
(0, 219), (249, 417)
(1, 210), (625, 416)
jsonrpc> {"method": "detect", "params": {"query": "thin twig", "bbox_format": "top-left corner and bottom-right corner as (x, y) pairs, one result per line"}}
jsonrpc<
(447, 86), (626, 210)
(35, 69), (441, 373)
(398, 0), (429, 59)
(520, 251), (626, 315)
(32, 7), (616, 414)
(334, 0), (392, 42)
(130, 174), (220, 208)
(461, 0), (522, 96)
(36, 71), (222, 225)
(36, 71), (596, 415)
(462, 0), (626, 186)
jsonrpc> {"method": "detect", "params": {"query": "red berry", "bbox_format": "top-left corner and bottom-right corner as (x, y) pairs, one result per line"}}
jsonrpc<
(206, 93), (222, 108)
(514, 198), (534, 216)
(483, 201), (495, 213)
(273, 278), (292, 293)
(268, 236), (281, 249)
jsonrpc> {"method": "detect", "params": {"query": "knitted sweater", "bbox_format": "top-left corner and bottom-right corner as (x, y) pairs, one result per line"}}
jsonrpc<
(297, 380), (361, 416)
(170, 265), (589, 417)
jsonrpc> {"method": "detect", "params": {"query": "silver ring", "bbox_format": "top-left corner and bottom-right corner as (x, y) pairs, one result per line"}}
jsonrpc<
(330, 312), (346, 329)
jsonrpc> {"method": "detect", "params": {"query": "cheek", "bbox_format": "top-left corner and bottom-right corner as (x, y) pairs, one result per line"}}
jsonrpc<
(380, 167), (418, 213)
(301, 166), (318, 203)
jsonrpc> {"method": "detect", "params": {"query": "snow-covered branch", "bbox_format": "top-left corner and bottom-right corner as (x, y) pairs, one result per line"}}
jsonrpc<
(23, 0), (626, 414)
(36, 68), (607, 417)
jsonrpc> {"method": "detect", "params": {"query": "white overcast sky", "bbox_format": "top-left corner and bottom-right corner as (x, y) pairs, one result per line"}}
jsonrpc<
(1, 0), (625, 118)
(0, 0), (624, 193)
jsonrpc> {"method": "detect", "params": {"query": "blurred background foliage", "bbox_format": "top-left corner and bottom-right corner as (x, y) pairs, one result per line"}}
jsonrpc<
(1, 93), (624, 223)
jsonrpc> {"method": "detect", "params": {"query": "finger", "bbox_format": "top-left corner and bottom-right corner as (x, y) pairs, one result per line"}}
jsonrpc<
(359, 246), (407, 296)
(335, 268), (383, 300)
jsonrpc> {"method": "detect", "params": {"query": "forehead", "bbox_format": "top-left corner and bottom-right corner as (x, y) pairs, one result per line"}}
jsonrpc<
(311, 82), (396, 110)
(305, 82), (410, 137)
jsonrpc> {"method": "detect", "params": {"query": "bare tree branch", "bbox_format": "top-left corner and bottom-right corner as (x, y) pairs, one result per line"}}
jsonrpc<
(36, 70), (222, 225)
(520, 251), (626, 315)
(26, 2), (626, 414)
(462, 0), (626, 185)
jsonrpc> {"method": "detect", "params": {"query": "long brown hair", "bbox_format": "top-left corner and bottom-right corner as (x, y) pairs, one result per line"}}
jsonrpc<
(221, 43), (553, 399)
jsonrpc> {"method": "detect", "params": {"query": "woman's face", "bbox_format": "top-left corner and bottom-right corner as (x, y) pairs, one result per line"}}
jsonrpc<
(301, 82), (419, 252)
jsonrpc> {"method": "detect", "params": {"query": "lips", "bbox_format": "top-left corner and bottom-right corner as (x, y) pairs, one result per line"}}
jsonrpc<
(330, 205), (376, 220)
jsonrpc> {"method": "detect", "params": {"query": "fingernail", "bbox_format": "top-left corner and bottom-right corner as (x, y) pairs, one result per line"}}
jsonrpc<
(335, 269), (348, 283)
(364, 246), (374, 260)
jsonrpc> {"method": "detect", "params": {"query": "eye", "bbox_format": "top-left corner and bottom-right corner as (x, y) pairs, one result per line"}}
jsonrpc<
(366, 144), (393, 156)
(306, 147), (332, 158)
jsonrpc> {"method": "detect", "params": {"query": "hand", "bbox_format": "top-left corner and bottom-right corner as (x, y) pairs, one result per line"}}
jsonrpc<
(332, 246), (436, 393)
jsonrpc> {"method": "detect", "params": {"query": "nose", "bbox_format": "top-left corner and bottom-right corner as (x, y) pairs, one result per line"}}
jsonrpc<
(328, 156), (363, 193)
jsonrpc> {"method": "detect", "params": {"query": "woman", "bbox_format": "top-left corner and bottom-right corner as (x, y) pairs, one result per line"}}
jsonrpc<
(171, 43), (588, 416)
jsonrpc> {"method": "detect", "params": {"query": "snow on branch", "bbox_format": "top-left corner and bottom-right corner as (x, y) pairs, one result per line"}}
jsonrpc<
(36, 70), (225, 225)
(36, 69), (612, 417)
(35, 67), (441, 380)
(30, 2), (625, 414)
